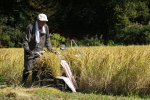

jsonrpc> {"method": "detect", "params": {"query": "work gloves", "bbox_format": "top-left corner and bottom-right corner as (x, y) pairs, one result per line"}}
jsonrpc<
(26, 49), (60, 56)
(50, 49), (60, 55)
(26, 50), (33, 56)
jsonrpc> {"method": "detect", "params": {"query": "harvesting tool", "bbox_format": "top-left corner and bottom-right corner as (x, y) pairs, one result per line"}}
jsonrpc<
(31, 45), (78, 92)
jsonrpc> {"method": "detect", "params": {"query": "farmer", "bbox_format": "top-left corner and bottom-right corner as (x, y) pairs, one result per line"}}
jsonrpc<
(22, 13), (58, 84)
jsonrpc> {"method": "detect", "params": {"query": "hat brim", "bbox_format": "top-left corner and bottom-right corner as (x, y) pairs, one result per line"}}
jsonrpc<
(39, 19), (48, 21)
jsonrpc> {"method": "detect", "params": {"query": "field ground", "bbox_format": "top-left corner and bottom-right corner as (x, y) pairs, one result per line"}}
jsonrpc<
(0, 86), (149, 100)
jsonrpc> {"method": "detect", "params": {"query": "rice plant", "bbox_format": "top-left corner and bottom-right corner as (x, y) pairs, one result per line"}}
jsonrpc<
(0, 45), (150, 96)
(0, 48), (23, 86)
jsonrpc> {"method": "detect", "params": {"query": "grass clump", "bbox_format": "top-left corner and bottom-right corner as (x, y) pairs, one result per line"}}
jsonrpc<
(62, 46), (150, 96)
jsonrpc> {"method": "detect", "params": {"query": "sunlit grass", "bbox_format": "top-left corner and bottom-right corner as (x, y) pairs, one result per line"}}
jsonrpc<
(0, 87), (146, 100)
(0, 48), (23, 85)
(0, 45), (150, 96)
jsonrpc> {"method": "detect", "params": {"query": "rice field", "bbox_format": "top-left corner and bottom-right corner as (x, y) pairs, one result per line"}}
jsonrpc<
(0, 45), (150, 96)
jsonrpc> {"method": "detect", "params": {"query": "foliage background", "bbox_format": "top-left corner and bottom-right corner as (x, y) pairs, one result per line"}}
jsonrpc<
(0, 0), (150, 47)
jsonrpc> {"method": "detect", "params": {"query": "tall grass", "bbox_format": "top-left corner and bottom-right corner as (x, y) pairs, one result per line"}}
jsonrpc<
(0, 45), (150, 96)
(63, 46), (150, 95)
(0, 48), (23, 85)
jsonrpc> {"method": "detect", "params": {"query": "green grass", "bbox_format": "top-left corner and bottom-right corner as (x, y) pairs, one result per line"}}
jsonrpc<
(0, 87), (149, 100)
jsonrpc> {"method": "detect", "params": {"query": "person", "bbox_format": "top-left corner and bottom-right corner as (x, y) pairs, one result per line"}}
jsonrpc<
(22, 13), (58, 84)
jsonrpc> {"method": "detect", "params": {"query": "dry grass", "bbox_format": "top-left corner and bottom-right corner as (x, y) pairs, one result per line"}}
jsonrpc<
(0, 48), (23, 85)
(62, 46), (150, 95)
(0, 87), (62, 100)
(0, 45), (150, 95)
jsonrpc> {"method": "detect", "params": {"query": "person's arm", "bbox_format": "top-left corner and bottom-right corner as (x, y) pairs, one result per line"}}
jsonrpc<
(23, 24), (33, 55)
(45, 25), (53, 51)
(45, 25), (59, 54)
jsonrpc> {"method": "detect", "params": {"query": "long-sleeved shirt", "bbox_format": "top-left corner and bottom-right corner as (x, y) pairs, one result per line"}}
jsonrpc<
(23, 22), (52, 52)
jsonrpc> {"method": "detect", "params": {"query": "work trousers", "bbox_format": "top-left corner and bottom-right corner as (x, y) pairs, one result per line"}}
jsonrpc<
(22, 54), (40, 83)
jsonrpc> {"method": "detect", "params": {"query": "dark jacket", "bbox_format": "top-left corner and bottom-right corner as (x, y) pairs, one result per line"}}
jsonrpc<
(23, 22), (52, 52)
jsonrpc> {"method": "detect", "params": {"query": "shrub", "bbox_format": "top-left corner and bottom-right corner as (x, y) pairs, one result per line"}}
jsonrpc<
(50, 33), (66, 47)
(141, 24), (150, 44)
(0, 17), (24, 48)
(118, 23), (150, 45)
(76, 35), (104, 46)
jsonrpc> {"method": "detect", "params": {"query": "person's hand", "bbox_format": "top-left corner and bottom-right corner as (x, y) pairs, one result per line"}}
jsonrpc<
(54, 51), (60, 55)
(26, 50), (33, 56)
(51, 49), (60, 55)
